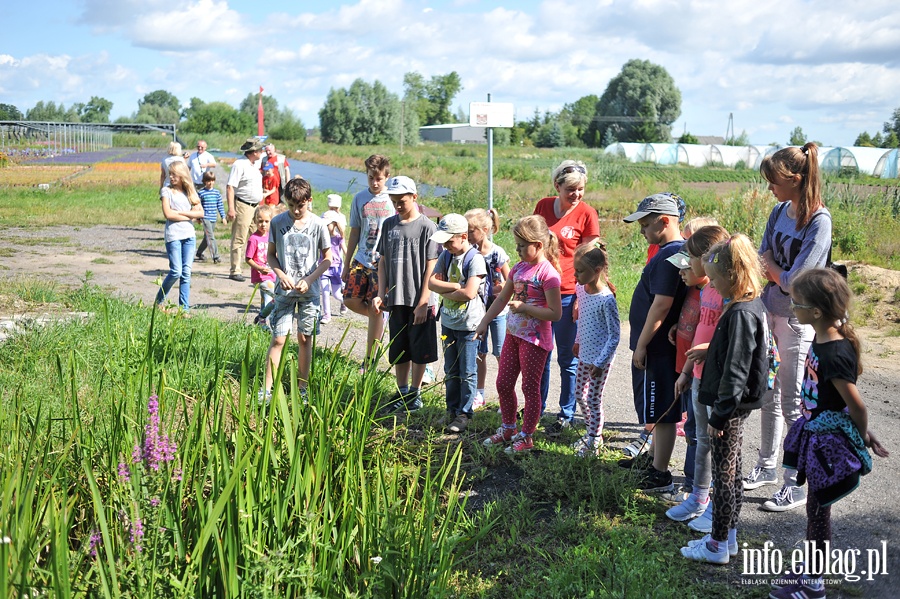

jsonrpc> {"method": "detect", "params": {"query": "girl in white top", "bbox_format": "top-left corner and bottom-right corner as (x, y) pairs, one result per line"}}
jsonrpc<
(571, 241), (620, 457)
(155, 160), (204, 312)
(465, 208), (511, 409)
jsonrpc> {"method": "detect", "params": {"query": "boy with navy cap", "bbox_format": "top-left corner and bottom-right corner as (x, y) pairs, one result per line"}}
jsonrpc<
(622, 192), (689, 494)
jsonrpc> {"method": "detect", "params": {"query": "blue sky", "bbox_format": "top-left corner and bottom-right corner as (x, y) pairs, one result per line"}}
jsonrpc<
(2, 0), (900, 146)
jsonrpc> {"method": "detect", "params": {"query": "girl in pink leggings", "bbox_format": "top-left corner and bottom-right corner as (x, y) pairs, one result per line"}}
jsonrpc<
(478, 215), (563, 453)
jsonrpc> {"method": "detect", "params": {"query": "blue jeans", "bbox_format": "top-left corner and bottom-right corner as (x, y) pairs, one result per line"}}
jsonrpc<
(478, 312), (507, 357)
(442, 326), (479, 417)
(156, 237), (195, 310)
(540, 293), (577, 421)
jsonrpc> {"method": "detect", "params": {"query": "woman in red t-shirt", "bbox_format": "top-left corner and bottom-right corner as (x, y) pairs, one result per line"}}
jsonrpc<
(533, 160), (600, 429)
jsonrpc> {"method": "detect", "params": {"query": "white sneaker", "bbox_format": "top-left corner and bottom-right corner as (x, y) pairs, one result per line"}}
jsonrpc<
(680, 534), (730, 563)
(687, 535), (738, 557)
(257, 389), (272, 406)
(666, 495), (709, 522)
(688, 501), (713, 532)
(472, 392), (485, 410)
(422, 365), (435, 384)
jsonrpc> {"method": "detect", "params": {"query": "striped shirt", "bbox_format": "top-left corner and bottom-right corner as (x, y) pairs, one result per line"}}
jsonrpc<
(198, 187), (225, 222)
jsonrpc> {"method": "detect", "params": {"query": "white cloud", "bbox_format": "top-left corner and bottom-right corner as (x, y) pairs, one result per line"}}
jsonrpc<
(79, 0), (255, 50)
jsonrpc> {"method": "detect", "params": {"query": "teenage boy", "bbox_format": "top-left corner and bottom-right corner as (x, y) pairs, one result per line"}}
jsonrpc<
(372, 176), (439, 413)
(622, 192), (688, 493)
(428, 213), (487, 433)
(260, 177), (332, 405)
(342, 155), (395, 370)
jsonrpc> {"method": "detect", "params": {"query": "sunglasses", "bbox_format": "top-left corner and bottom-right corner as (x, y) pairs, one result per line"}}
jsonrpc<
(789, 298), (815, 311)
(559, 165), (587, 176)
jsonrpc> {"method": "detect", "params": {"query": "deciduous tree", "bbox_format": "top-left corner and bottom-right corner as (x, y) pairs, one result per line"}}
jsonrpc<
(591, 59), (681, 143)
(319, 79), (410, 146)
(788, 126), (807, 146)
(0, 103), (23, 120)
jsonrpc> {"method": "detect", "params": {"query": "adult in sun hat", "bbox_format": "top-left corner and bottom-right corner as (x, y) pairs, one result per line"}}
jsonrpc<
(226, 137), (264, 282)
(320, 194), (348, 322)
(533, 159), (600, 433)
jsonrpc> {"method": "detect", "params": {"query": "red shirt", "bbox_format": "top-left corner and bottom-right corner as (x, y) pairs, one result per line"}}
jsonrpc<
(533, 197), (600, 295)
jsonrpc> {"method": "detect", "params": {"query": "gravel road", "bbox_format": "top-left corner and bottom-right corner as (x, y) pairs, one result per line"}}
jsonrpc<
(2, 223), (897, 597)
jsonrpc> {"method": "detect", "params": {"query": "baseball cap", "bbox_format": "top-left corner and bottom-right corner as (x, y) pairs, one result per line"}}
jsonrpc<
(327, 193), (342, 208)
(430, 213), (469, 244)
(665, 251), (691, 270)
(623, 192), (685, 223)
(385, 175), (417, 196)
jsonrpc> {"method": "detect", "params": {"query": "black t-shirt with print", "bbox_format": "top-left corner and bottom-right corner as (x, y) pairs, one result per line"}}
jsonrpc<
(801, 338), (858, 420)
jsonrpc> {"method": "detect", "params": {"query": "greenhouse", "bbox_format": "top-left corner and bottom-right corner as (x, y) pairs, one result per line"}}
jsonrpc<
(875, 148), (900, 179)
(709, 145), (763, 169)
(603, 142), (645, 162)
(638, 143), (678, 165)
(820, 147), (890, 176)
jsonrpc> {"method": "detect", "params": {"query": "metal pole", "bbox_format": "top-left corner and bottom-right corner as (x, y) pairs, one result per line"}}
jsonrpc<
(487, 93), (493, 212)
(400, 100), (404, 155)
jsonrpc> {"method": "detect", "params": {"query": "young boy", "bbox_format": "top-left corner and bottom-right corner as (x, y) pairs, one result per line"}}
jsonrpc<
(262, 163), (280, 205)
(196, 171), (225, 263)
(621, 192), (688, 493)
(246, 204), (277, 327)
(428, 213), (487, 433)
(372, 175), (439, 413)
(342, 155), (395, 369)
(260, 177), (332, 405)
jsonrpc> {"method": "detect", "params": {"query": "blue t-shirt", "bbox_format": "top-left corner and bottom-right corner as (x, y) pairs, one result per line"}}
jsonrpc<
(628, 239), (687, 353)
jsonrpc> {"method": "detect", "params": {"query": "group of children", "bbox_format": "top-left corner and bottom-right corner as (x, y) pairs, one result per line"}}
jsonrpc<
(155, 150), (886, 599)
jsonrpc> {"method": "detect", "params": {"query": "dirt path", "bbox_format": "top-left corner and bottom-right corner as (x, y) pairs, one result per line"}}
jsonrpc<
(2, 223), (898, 596)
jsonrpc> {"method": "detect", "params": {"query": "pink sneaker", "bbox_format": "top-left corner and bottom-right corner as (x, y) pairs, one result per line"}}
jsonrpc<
(483, 426), (518, 446)
(505, 432), (534, 453)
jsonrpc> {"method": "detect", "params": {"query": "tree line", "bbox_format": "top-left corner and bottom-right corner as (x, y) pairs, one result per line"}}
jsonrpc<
(6, 58), (899, 149)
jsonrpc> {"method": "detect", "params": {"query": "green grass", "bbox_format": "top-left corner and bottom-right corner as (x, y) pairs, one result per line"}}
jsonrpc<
(0, 280), (765, 598)
(0, 185), (163, 227)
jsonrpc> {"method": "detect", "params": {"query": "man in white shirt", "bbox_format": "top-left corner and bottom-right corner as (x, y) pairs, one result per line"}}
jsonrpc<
(226, 138), (264, 282)
(187, 140), (216, 188)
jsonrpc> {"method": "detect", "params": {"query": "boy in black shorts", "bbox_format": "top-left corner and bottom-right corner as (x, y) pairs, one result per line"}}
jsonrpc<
(622, 192), (688, 492)
(372, 176), (439, 412)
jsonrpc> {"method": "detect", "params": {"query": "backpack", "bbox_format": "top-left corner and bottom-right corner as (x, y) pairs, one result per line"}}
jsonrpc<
(436, 246), (487, 306)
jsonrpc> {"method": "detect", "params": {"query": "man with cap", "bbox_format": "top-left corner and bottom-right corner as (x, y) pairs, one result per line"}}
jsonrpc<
(320, 194), (348, 322)
(226, 137), (264, 282)
(620, 192), (689, 495)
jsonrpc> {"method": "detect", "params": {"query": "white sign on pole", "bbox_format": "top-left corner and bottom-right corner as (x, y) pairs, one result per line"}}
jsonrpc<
(469, 102), (514, 128)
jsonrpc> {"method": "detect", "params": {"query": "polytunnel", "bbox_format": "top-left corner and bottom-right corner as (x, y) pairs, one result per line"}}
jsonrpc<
(875, 149), (900, 179)
(820, 147), (890, 176)
(710, 145), (762, 168)
(639, 143), (678, 164)
(673, 144), (711, 167)
(603, 142), (645, 162)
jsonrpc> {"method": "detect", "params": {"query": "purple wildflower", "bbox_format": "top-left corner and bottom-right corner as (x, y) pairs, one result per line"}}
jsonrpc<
(150, 497), (160, 507)
(88, 530), (102, 558)
(118, 462), (131, 482)
(141, 394), (177, 471)
(130, 517), (144, 552)
(132, 443), (142, 464)
(172, 467), (183, 482)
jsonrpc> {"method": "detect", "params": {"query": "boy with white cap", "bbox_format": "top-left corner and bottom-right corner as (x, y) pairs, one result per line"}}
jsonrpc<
(320, 193), (347, 323)
(372, 176), (440, 413)
(428, 213), (487, 433)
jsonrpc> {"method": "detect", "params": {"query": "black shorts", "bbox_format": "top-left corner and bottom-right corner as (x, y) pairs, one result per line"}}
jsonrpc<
(631, 350), (681, 425)
(387, 305), (438, 365)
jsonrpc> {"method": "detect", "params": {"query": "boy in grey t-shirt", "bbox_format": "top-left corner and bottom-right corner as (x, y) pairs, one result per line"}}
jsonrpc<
(428, 213), (487, 433)
(373, 176), (439, 413)
(260, 178), (332, 405)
